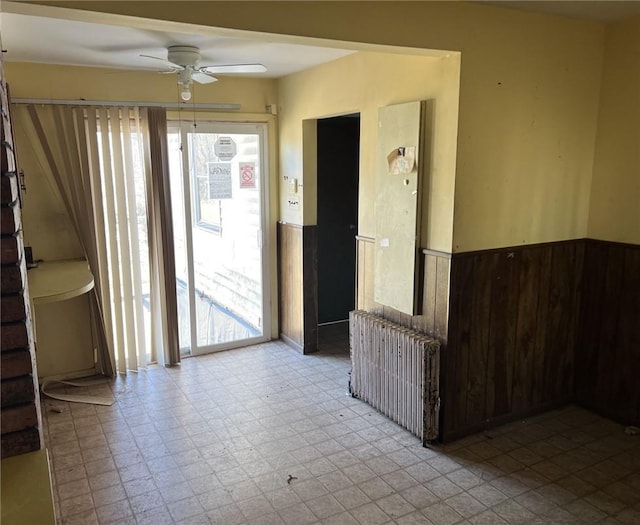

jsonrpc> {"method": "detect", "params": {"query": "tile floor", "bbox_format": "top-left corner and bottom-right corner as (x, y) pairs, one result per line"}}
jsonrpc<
(42, 328), (640, 524)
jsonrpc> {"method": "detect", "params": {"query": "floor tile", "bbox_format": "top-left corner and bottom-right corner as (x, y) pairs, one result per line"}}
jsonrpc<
(40, 339), (639, 525)
(445, 492), (487, 518)
(351, 502), (391, 524)
(422, 501), (464, 524)
(306, 493), (346, 519)
(278, 501), (317, 525)
(376, 492), (416, 519)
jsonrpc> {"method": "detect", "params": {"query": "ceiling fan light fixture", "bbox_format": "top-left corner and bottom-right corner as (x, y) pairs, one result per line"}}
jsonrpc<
(178, 69), (193, 101)
(180, 83), (192, 101)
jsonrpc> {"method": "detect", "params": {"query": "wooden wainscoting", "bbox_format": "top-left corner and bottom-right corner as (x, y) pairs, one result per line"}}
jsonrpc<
(355, 237), (450, 343)
(577, 240), (640, 426)
(443, 241), (584, 441)
(278, 223), (303, 349)
(419, 249), (451, 342)
(302, 225), (318, 353)
(356, 236), (639, 441)
(355, 236), (378, 314)
(277, 222), (318, 354)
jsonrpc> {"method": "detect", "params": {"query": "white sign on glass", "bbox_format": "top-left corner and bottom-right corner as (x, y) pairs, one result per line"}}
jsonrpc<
(208, 162), (233, 199)
(214, 136), (237, 161)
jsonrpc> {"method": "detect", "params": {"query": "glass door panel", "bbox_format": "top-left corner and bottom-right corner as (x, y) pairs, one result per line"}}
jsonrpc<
(169, 122), (269, 355)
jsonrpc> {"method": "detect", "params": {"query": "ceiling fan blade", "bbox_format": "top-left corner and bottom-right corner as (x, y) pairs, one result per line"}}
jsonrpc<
(192, 72), (218, 84)
(200, 64), (267, 74)
(140, 54), (182, 69)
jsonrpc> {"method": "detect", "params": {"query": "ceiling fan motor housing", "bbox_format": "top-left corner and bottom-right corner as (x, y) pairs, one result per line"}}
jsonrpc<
(167, 45), (201, 68)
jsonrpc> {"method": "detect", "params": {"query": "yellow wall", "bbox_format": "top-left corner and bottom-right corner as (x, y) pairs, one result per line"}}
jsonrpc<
(9, 2), (638, 256)
(588, 16), (640, 244)
(277, 51), (460, 252)
(11, 103), (84, 260)
(29, 1), (612, 252)
(5, 62), (277, 113)
(452, 22), (604, 251)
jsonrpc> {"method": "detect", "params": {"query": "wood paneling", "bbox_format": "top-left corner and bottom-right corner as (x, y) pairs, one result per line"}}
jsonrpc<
(544, 243), (583, 403)
(445, 255), (473, 433)
(356, 236), (378, 314)
(278, 223), (303, 349)
(356, 236), (639, 441)
(577, 240), (640, 425)
(512, 248), (542, 413)
(277, 222), (318, 354)
(443, 241), (585, 441)
(302, 225), (318, 353)
(355, 238), (451, 341)
(420, 249), (451, 342)
(466, 255), (491, 427)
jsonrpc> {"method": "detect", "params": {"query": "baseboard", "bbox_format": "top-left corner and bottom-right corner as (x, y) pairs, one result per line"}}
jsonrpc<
(441, 399), (570, 443)
(280, 333), (304, 353)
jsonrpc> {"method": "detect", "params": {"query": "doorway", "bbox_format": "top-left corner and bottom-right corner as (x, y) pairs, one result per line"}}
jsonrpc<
(168, 121), (271, 356)
(317, 114), (360, 348)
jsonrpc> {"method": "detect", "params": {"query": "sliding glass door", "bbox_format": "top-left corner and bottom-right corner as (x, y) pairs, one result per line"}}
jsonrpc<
(168, 121), (269, 355)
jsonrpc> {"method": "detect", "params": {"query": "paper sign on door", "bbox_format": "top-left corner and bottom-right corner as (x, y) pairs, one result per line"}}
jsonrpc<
(387, 146), (416, 175)
(239, 163), (256, 189)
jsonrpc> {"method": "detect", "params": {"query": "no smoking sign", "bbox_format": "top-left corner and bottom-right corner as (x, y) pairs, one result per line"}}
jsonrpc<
(239, 162), (256, 189)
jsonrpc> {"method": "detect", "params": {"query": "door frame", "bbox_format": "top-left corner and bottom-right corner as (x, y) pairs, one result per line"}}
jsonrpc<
(278, 114), (361, 354)
(172, 119), (272, 356)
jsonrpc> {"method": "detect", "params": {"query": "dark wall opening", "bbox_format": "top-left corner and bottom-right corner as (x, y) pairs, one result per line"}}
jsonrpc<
(317, 114), (360, 325)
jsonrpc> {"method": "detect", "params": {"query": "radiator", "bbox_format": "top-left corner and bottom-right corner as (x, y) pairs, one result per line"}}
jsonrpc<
(349, 310), (440, 444)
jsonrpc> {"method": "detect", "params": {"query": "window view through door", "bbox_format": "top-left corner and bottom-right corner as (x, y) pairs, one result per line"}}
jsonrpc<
(168, 122), (269, 355)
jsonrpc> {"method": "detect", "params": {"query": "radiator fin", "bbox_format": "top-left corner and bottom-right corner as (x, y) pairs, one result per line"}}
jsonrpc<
(349, 310), (440, 444)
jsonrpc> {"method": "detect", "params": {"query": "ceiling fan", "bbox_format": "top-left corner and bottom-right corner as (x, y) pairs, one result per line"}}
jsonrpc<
(141, 45), (267, 101)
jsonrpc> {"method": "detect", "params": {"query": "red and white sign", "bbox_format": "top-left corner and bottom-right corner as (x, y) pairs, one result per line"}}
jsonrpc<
(239, 162), (256, 189)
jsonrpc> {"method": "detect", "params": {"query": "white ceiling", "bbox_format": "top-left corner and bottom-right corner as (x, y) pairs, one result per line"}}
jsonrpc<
(1, 1), (639, 79)
(0, 11), (356, 78)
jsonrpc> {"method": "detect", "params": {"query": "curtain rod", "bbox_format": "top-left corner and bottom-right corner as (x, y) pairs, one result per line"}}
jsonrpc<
(12, 98), (241, 111)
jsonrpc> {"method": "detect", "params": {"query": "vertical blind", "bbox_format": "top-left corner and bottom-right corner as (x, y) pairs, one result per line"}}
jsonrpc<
(19, 104), (180, 374)
(94, 107), (150, 372)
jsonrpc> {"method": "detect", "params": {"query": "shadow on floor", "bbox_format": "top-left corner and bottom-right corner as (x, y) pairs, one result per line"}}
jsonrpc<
(318, 321), (350, 355)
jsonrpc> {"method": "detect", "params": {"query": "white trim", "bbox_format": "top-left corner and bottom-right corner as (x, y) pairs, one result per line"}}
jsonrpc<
(180, 123), (199, 356)
(12, 98), (241, 111)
